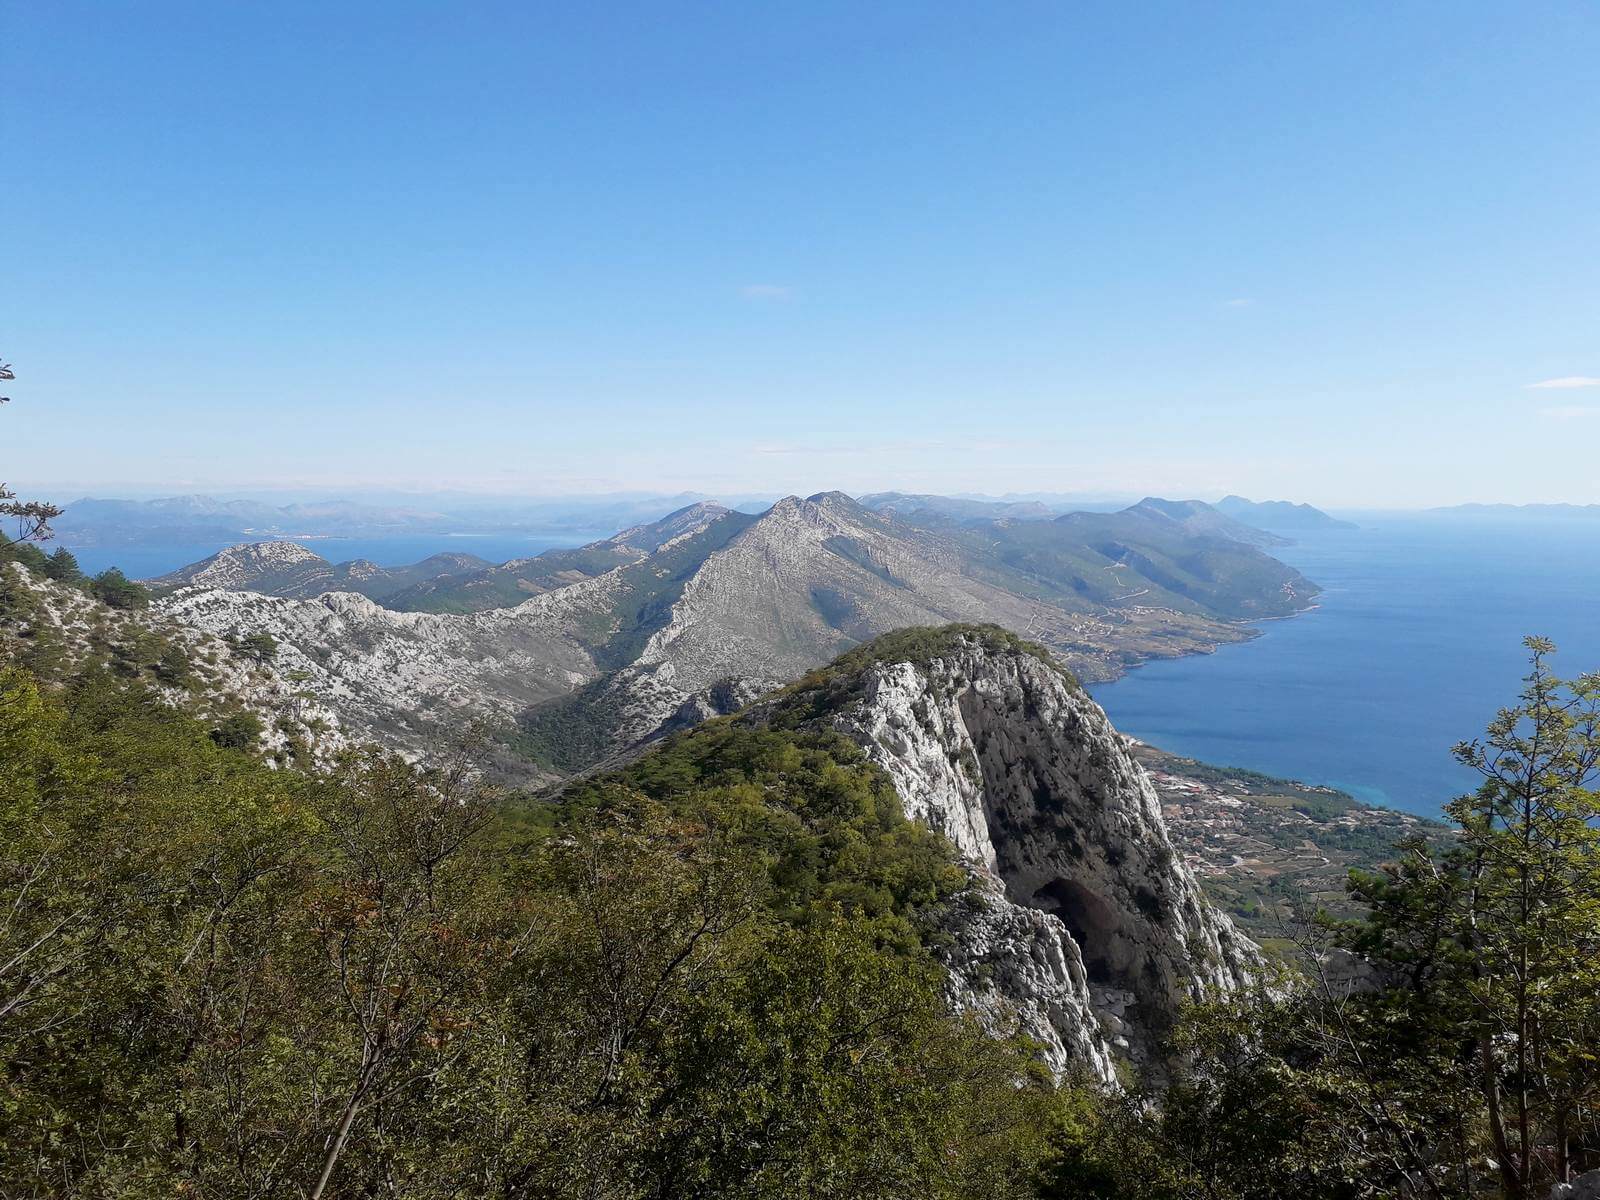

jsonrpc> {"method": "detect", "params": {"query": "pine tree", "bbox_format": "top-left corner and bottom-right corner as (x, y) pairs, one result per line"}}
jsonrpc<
(1345, 638), (1600, 1196)
(43, 547), (83, 584)
(1447, 638), (1600, 1194)
(0, 357), (63, 542)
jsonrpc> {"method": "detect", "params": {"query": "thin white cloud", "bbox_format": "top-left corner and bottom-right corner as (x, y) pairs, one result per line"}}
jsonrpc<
(1525, 376), (1600, 389)
(740, 283), (792, 301)
(1222, 297), (1254, 308)
(1540, 405), (1600, 420)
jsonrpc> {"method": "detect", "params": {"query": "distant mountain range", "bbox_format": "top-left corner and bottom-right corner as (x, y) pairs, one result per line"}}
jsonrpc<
(856, 492), (1353, 541)
(54, 496), (455, 544)
(152, 540), (493, 604)
(51, 492), (763, 546)
(1430, 502), (1600, 518)
(857, 492), (1058, 522)
(59, 489), (1351, 549)
(155, 494), (1313, 627)
(148, 492), (1319, 774)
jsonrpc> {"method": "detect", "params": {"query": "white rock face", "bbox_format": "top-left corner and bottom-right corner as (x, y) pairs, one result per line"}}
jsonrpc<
(938, 872), (1117, 1082)
(156, 578), (618, 755)
(839, 660), (999, 869)
(161, 540), (327, 591)
(787, 631), (1257, 1079)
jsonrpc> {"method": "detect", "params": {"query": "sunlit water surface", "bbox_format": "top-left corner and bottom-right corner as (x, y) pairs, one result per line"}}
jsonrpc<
(1089, 515), (1600, 817)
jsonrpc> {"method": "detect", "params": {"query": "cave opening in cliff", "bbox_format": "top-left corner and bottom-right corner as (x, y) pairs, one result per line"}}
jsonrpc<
(1031, 878), (1119, 985)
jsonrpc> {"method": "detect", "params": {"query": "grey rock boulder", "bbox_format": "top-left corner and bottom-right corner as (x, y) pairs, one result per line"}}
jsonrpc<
(1552, 1169), (1600, 1200)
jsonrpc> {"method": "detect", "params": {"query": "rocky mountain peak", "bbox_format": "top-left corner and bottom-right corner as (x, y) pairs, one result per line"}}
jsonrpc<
(155, 540), (332, 592)
(609, 501), (733, 551)
(804, 489), (864, 511)
(753, 491), (877, 539)
(665, 500), (731, 522)
(756, 624), (1257, 1079)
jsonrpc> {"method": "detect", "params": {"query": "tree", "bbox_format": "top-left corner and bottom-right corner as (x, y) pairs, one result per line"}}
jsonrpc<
(1440, 638), (1600, 1194)
(42, 547), (83, 584)
(89, 567), (150, 610)
(0, 358), (64, 543)
(295, 749), (502, 1199)
(233, 631), (278, 665)
(210, 711), (264, 749)
(1326, 637), (1600, 1197)
(153, 642), (195, 687)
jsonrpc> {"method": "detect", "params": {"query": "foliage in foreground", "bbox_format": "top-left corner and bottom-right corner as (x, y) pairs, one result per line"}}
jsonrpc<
(0, 663), (1053, 1199)
(3, 629), (1597, 1199)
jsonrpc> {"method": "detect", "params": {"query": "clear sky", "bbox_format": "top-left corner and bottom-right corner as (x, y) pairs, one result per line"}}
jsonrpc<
(5, 2), (1598, 507)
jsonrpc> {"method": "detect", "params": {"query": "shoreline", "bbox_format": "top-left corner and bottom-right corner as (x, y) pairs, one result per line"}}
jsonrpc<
(1082, 597), (1443, 818)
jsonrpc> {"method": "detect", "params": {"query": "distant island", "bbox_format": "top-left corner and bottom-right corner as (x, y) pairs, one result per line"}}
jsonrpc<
(1431, 502), (1600, 518)
(1214, 495), (1356, 530)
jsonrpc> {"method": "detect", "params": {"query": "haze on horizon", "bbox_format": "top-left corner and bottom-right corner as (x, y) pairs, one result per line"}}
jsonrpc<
(5, 2), (1598, 508)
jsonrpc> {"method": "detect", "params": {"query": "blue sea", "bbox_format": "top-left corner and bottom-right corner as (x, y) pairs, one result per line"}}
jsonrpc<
(1089, 515), (1600, 818)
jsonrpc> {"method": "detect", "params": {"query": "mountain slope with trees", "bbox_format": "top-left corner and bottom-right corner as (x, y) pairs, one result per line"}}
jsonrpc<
(4, 535), (1598, 1197)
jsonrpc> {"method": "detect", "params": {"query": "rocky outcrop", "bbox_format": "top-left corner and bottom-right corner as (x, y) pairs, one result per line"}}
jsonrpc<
(155, 539), (331, 593)
(157, 579), (617, 755)
(1, 563), (349, 764)
(152, 540), (490, 604)
(758, 626), (1257, 1079)
(515, 662), (769, 775)
(1552, 1170), (1600, 1200)
(935, 872), (1117, 1082)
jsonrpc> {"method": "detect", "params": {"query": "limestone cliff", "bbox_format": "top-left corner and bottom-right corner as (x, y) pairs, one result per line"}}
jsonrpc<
(756, 626), (1257, 1080)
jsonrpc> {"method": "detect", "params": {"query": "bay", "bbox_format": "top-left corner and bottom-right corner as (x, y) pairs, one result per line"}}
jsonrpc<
(1088, 514), (1600, 817)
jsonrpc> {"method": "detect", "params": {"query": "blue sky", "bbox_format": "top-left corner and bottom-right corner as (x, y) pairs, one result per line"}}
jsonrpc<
(5, 1), (1598, 506)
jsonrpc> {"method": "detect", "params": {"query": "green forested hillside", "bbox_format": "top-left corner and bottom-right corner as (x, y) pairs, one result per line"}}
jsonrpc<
(0, 661), (1056, 1198)
(936, 508), (1317, 620)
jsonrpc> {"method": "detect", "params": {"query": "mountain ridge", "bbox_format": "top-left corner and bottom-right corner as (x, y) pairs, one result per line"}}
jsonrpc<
(151, 540), (492, 602)
(1215, 494), (1356, 530)
(149, 491), (1319, 775)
